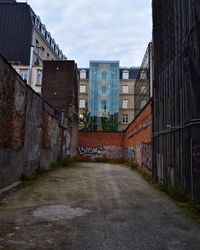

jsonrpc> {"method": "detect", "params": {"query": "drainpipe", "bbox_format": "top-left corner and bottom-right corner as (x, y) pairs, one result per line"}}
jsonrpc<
(60, 111), (66, 159)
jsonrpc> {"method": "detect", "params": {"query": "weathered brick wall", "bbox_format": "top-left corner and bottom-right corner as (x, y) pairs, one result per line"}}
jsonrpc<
(78, 101), (152, 173)
(124, 100), (152, 173)
(42, 60), (79, 118)
(0, 56), (25, 150)
(78, 132), (124, 161)
(0, 55), (77, 189)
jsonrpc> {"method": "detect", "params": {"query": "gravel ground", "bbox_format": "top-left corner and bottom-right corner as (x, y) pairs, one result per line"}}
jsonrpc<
(0, 162), (200, 250)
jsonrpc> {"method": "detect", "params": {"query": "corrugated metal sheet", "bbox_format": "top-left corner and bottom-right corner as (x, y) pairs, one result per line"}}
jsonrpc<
(153, 0), (200, 201)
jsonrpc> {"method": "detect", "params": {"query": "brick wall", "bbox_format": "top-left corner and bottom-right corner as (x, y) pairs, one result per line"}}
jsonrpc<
(78, 100), (152, 173)
(124, 100), (152, 173)
(78, 132), (124, 161)
(42, 60), (79, 118)
(0, 55), (78, 189)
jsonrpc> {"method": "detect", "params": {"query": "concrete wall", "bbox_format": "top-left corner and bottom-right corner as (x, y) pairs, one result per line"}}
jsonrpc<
(0, 55), (77, 189)
(78, 100), (152, 172)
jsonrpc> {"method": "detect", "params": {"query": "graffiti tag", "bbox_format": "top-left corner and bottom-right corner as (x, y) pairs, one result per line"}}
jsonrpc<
(142, 143), (152, 170)
(78, 147), (104, 156)
(126, 147), (135, 160)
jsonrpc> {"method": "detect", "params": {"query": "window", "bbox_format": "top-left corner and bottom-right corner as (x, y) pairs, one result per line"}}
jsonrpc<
(41, 47), (45, 59)
(46, 32), (51, 43)
(35, 16), (41, 29)
(19, 69), (28, 83)
(101, 100), (107, 110)
(102, 86), (107, 93)
(51, 39), (55, 49)
(80, 99), (85, 108)
(46, 52), (50, 60)
(140, 70), (147, 79)
(102, 71), (107, 80)
(122, 70), (129, 79)
(80, 70), (86, 79)
(36, 69), (42, 86)
(55, 45), (59, 55)
(122, 114), (128, 124)
(141, 100), (147, 109)
(122, 85), (128, 93)
(35, 39), (40, 54)
(80, 85), (86, 93)
(79, 114), (83, 121)
(122, 99), (128, 109)
(41, 24), (46, 36)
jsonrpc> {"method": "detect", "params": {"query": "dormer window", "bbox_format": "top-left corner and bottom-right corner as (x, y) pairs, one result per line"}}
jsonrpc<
(41, 24), (46, 36)
(46, 32), (51, 43)
(35, 16), (41, 29)
(55, 45), (59, 54)
(59, 50), (63, 59)
(140, 70), (147, 79)
(122, 70), (129, 79)
(51, 38), (55, 49)
(80, 70), (86, 79)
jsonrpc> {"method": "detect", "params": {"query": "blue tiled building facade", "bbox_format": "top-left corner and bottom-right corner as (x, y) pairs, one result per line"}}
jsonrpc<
(89, 61), (120, 130)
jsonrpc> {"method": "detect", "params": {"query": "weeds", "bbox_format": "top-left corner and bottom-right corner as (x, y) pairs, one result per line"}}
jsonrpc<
(21, 156), (76, 182)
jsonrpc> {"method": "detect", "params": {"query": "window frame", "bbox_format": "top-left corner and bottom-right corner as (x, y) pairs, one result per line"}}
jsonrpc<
(80, 85), (86, 93)
(80, 99), (86, 108)
(122, 99), (128, 109)
(36, 69), (42, 86)
(80, 70), (86, 79)
(122, 70), (129, 80)
(122, 85), (129, 93)
(122, 114), (128, 124)
(19, 69), (28, 82)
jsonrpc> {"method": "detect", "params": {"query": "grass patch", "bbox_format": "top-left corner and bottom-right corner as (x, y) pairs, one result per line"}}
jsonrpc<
(20, 156), (77, 183)
(158, 181), (200, 221)
(160, 183), (188, 202)
(180, 202), (200, 222)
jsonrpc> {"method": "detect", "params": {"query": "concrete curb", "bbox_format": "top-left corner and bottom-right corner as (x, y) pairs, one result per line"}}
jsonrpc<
(0, 181), (21, 194)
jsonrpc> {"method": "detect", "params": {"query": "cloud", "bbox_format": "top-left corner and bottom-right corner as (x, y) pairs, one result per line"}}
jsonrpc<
(26, 0), (152, 67)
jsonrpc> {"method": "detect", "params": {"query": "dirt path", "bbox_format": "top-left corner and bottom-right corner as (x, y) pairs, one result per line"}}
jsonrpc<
(0, 162), (200, 250)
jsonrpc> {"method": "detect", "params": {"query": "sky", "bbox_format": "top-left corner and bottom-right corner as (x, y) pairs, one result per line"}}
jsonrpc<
(24, 0), (152, 68)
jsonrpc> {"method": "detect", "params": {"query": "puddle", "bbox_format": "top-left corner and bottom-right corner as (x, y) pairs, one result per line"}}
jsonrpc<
(32, 204), (91, 221)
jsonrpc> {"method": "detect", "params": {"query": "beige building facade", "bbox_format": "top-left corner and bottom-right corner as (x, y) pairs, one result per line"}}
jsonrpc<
(13, 15), (67, 94)
(0, 1), (67, 94)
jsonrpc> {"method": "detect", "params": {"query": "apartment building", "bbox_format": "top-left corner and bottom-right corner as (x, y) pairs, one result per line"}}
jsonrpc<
(79, 61), (139, 131)
(0, 0), (67, 93)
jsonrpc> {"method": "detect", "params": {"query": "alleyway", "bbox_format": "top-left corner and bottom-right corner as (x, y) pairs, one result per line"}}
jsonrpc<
(0, 163), (200, 250)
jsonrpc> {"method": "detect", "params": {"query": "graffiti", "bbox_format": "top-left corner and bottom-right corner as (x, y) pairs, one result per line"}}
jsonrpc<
(193, 144), (200, 162)
(78, 145), (123, 159)
(135, 143), (142, 166)
(78, 147), (104, 156)
(103, 145), (123, 159)
(126, 147), (135, 160)
(141, 143), (152, 170)
(63, 130), (71, 155)
(78, 143), (151, 169)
